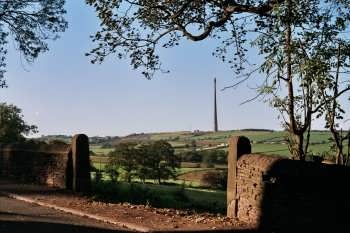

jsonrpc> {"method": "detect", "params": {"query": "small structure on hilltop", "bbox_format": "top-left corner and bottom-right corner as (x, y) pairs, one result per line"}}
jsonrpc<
(227, 136), (350, 232)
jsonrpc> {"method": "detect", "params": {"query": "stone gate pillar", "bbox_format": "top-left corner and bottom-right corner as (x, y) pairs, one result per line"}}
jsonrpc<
(227, 136), (251, 218)
(72, 134), (91, 193)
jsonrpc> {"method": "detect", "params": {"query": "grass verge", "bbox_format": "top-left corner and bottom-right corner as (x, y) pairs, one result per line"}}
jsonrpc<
(90, 181), (226, 214)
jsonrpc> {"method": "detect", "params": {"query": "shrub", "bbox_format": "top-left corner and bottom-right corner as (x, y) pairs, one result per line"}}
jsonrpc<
(201, 170), (227, 190)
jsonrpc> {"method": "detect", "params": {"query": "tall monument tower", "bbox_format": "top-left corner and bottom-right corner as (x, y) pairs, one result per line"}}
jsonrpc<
(214, 78), (218, 132)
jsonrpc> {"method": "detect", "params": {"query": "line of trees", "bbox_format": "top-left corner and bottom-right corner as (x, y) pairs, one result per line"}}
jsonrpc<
(105, 141), (180, 184)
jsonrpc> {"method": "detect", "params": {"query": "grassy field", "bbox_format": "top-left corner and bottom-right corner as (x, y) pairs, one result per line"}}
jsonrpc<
(90, 130), (336, 158)
(90, 145), (114, 155)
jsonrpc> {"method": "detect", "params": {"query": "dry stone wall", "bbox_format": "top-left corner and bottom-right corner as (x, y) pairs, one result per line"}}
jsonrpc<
(228, 136), (350, 233)
(0, 134), (91, 192)
(0, 142), (70, 188)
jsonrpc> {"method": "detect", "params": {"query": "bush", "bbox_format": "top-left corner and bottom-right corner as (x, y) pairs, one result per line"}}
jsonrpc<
(201, 170), (227, 190)
(180, 151), (202, 163)
(94, 171), (103, 183)
(106, 168), (119, 182)
(201, 150), (228, 166)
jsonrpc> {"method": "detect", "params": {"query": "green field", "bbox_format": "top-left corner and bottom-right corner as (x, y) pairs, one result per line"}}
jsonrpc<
(86, 129), (342, 214)
(90, 145), (114, 155)
(90, 130), (336, 158)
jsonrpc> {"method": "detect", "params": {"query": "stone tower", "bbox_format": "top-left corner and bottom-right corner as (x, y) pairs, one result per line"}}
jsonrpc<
(214, 78), (218, 132)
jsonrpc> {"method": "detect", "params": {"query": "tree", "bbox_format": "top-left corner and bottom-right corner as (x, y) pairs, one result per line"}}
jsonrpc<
(147, 140), (180, 184)
(108, 142), (139, 182)
(86, 0), (350, 160)
(201, 170), (227, 190)
(0, 103), (38, 143)
(135, 143), (154, 183)
(180, 150), (202, 163)
(0, 0), (67, 86)
(318, 43), (350, 165)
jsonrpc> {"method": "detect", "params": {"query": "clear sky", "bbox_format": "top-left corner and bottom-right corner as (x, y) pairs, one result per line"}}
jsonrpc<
(0, 1), (345, 137)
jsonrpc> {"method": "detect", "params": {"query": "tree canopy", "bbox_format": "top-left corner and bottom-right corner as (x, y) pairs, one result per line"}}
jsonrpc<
(0, 103), (38, 143)
(85, 0), (332, 77)
(87, 0), (350, 160)
(107, 140), (180, 183)
(0, 0), (67, 86)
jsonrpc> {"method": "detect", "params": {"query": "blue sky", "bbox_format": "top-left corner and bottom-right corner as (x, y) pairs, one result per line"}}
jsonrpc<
(0, 1), (339, 137)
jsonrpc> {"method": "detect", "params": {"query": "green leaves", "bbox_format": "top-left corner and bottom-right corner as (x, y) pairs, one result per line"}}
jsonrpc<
(0, 103), (38, 143)
(107, 140), (180, 183)
(0, 0), (67, 86)
(85, 0), (290, 78)
(86, 0), (350, 160)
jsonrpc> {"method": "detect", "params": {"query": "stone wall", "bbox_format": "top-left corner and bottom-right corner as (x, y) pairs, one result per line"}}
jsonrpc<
(0, 134), (91, 192)
(227, 136), (350, 233)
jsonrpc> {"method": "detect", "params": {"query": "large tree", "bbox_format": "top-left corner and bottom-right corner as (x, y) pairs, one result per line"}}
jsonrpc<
(108, 142), (139, 182)
(147, 140), (179, 184)
(86, 0), (350, 160)
(0, 0), (67, 86)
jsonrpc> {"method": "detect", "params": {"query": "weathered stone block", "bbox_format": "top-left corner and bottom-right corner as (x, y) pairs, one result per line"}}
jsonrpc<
(227, 136), (251, 218)
(71, 134), (91, 193)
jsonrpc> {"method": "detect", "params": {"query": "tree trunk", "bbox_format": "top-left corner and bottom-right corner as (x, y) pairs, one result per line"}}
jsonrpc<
(332, 46), (345, 166)
(292, 133), (305, 161)
(336, 149), (344, 165)
(284, 0), (305, 160)
(304, 121), (311, 157)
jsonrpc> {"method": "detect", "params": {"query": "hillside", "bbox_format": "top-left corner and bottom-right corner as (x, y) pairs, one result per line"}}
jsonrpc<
(37, 129), (335, 158)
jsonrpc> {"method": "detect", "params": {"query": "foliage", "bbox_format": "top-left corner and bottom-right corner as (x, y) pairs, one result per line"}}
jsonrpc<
(0, 0), (67, 86)
(317, 44), (350, 165)
(108, 142), (139, 182)
(0, 103), (38, 143)
(85, 0), (285, 78)
(179, 149), (227, 166)
(105, 166), (119, 182)
(86, 0), (350, 161)
(180, 150), (203, 163)
(148, 140), (180, 183)
(107, 140), (180, 184)
(201, 170), (227, 190)
(202, 150), (227, 165)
